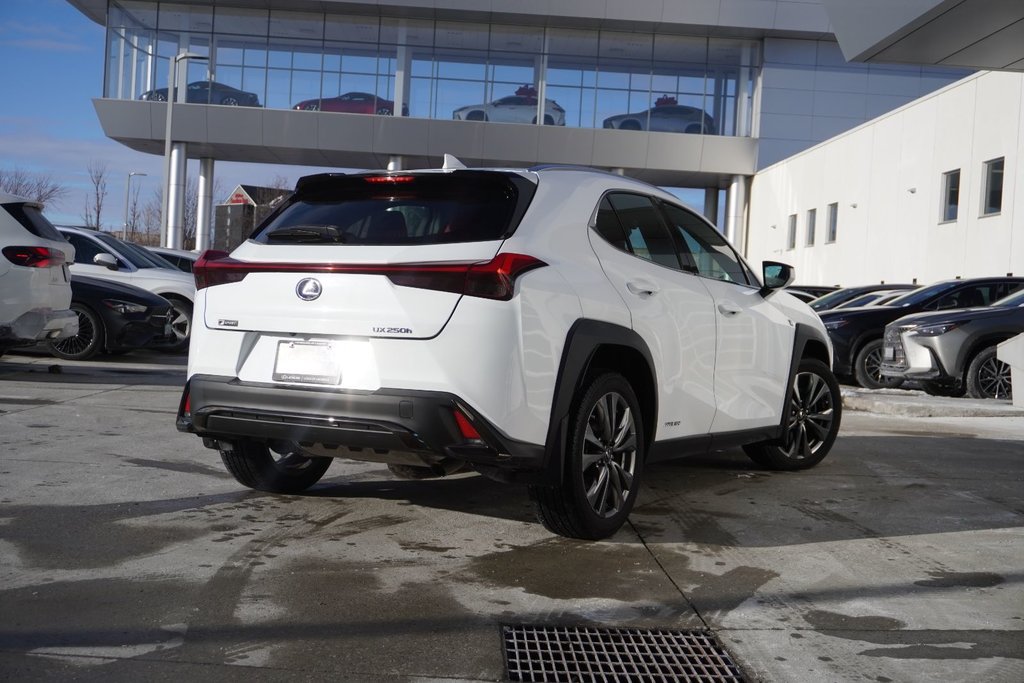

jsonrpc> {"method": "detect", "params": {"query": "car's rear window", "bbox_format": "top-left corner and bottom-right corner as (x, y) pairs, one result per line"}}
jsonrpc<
(2, 203), (65, 242)
(251, 171), (536, 246)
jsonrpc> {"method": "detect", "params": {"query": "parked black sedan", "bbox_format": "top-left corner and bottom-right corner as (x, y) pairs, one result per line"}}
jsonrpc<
(880, 288), (1024, 399)
(47, 276), (174, 360)
(818, 276), (1024, 389)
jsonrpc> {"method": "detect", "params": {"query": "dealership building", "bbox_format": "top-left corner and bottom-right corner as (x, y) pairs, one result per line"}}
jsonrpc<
(68, 0), (1004, 277)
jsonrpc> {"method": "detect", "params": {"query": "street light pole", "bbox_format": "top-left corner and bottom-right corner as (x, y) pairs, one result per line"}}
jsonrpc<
(161, 51), (208, 249)
(123, 171), (146, 241)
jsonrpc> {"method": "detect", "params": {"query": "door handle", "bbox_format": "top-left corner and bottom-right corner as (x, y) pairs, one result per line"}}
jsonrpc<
(717, 302), (742, 316)
(626, 280), (659, 296)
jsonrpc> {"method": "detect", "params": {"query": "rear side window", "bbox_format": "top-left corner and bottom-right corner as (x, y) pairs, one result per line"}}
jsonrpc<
(2, 203), (64, 242)
(252, 171), (536, 246)
(605, 193), (681, 270)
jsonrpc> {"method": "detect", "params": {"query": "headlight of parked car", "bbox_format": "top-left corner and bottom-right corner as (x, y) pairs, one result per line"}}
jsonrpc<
(912, 322), (960, 337)
(103, 299), (148, 315)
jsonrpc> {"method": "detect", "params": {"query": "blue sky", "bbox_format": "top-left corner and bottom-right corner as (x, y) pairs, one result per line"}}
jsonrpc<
(0, 0), (334, 227)
(0, 0), (705, 228)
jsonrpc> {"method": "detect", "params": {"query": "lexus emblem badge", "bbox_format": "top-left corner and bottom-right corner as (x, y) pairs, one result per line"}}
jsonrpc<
(296, 278), (322, 301)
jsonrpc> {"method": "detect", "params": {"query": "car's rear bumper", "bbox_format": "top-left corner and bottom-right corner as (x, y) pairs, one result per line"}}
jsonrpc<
(177, 374), (547, 482)
(0, 308), (77, 345)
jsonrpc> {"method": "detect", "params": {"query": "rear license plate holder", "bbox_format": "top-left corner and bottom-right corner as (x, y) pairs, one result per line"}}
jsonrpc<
(273, 340), (341, 385)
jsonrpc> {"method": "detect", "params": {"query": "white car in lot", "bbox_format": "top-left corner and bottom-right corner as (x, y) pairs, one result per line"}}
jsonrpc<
(177, 162), (841, 539)
(57, 226), (196, 352)
(0, 193), (77, 356)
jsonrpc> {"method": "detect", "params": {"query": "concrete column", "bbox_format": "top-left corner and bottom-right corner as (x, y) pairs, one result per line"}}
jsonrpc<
(394, 43), (411, 116)
(165, 142), (188, 250)
(725, 174), (750, 256)
(195, 157), (215, 252)
(703, 187), (719, 225)
(387, 156), (403, 171)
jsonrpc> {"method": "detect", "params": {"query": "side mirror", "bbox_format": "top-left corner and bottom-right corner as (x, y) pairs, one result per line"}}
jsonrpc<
(761, 260), (795, 296)
(93, 253), (119, 270)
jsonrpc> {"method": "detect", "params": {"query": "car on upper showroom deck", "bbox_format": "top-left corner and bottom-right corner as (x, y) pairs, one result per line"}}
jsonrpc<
(292, 91), (406, 115)
(140, 81), (261, 107)
(453, 86), (565, 126)
(0, 192), (77, 356)
(603, 96), (716, 134)
(177, 160), (841, 540)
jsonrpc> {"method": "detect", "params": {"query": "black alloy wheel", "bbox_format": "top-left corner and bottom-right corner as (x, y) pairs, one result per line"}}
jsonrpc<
(744, 358), (842, 470)
(48, 303), (104, 361)
(967, 347), (1013, 400)
(220, 96), (240, 106)
(529, 372), (645, 540)
(854, 339), (904, 390)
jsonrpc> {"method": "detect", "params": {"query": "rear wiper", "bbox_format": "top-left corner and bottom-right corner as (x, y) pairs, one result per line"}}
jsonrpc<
(266, 225), (346, 243)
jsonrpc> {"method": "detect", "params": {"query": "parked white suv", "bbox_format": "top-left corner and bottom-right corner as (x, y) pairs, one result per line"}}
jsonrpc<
(57, 226), (195, 352)
(177, 163), (841, 539)
(0, 193), (77, 356)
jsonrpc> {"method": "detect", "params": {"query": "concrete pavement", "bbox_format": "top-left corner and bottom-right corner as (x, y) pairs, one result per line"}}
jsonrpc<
(0, 350), (1021, 682)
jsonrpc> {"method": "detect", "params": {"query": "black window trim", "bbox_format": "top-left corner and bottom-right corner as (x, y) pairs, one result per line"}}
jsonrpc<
(589, 190), (692, 275)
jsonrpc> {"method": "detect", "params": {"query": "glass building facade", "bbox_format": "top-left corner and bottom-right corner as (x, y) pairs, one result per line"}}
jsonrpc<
(105, 1), (760, 138)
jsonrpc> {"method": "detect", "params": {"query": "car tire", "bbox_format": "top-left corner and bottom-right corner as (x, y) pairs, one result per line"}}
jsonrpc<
(966, 346), (1013, 400)
(163, 297), (192, 354)
(685, 123), (703, 134)
(220, 96), (240, 106)
(854, 339), (904, 390)
(220, 440), (332, 493)
(619, 120), (642, 130)
(465, 110), (487, 121)
(743, 358), (842, 471)
(529, 372), (645, 540)
(921, 380), (966, 398)
(48, 303), (104, 361)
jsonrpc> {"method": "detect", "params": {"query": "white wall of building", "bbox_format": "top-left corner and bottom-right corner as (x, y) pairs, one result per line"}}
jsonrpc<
(748, 70), (1023, 287)
(757, 38), (968, 168)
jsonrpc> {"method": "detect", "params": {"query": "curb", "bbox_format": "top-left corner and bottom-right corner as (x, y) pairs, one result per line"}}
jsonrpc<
(840, 387), (1024, 418)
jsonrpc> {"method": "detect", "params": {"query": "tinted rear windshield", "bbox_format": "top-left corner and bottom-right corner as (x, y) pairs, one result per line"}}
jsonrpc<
(251, 171), (536, 246)
(3, 203), (64, 242)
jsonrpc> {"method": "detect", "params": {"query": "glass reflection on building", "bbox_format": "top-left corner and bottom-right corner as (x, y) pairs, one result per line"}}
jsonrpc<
(105, 1), (759, 137)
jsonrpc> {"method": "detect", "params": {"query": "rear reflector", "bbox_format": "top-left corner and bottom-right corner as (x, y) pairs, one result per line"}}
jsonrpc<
(2, 246), (66, 268)
(193, 251), (546, 301)
(453, 409), (482, 440)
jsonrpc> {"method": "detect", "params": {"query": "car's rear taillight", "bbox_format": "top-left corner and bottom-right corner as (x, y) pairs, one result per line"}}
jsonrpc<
(2, 246), (66, 268)
(193, 251), (546, 301)
(387, 253), (546, 301)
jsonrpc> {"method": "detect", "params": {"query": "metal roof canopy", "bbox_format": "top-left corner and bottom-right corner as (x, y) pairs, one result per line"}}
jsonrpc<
(824, 0), (1024, 71)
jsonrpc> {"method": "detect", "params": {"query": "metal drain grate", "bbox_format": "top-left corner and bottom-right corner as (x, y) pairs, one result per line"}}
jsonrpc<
(503, 625), (745, 683)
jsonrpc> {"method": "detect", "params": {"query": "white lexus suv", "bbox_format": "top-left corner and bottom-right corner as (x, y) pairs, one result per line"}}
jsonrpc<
(178, 161), (841, 539)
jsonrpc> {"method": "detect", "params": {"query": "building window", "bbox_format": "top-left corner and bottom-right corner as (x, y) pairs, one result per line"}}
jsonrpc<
(826, 202), (838, 243)
(786, 214), (796, 250)
(941, 169), (960, 222)
(805, 208), (816, 246)
(982, 158), (1004, 215)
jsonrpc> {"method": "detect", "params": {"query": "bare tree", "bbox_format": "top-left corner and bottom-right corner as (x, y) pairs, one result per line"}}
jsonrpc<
(138, 177), (223, 248)
(0, 167), (68, 206)
(126, 183), (144, 240)
(268, 174), (293, 190)
(81, 161), (109, 229)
